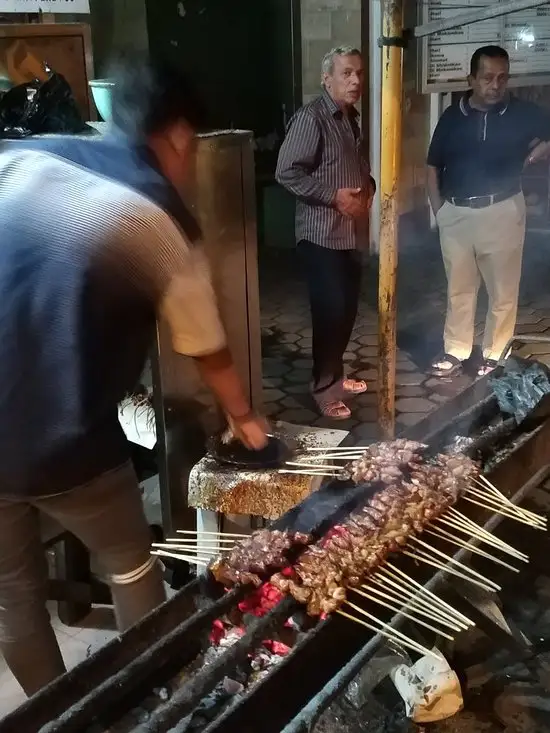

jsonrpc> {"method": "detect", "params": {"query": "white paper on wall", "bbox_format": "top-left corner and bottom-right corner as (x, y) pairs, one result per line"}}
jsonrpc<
(0, 0), (90, 13)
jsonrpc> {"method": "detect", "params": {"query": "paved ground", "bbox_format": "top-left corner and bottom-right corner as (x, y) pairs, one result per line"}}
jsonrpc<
(259, 226), (550, 438)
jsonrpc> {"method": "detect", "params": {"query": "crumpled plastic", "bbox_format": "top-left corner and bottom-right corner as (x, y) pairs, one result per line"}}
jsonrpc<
(489, 357), (550, 424)
(0, 70), (88, 138)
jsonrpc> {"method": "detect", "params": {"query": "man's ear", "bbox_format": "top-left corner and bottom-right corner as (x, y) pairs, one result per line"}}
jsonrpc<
(466, 74), (473, 87)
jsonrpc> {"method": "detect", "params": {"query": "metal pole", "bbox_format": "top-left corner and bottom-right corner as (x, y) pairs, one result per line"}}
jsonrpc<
(377, 0), (404, 439)
(414, 0), (549, 38)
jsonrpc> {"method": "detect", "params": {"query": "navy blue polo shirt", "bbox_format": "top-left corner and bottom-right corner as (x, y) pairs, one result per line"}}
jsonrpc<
(427, 93), (550, 199)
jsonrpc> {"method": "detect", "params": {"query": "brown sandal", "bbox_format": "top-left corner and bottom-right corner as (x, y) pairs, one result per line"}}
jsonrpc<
(320, 401), (351, 420)
(343, 378), (367, 395)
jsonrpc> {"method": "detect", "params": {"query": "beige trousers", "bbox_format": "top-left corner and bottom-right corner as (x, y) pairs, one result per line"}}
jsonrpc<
(437, 192), (526, 362)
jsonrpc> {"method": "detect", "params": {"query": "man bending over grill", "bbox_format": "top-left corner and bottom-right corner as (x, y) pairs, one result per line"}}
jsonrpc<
(0, 58), (268, 696)
(427, 45), (550, 379)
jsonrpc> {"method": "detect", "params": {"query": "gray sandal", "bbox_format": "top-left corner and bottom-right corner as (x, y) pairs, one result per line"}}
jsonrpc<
(430, 353), (462, 378)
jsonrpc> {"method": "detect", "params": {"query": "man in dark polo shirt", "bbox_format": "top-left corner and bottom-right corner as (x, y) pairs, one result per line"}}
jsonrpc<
(427, 45), (550, 378)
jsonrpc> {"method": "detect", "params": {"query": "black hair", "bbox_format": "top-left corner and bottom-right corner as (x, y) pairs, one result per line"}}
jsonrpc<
(470, 45), (509, 77)
(110, 53), (208, 139)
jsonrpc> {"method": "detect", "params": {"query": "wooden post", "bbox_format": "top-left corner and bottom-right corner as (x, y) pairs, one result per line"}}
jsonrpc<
(377, 0), (404, 439)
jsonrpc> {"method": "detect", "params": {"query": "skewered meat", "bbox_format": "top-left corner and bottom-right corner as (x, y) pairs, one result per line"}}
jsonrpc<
(348, 439), (427, 483)
(272, 451), (480, 616)
(210, 441), (479, 615)
(209, 529), (311, 587)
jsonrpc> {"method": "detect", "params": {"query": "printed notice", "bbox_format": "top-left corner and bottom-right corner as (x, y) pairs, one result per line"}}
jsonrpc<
(423, 0), (550, 90)
(0, 0), (89, 13)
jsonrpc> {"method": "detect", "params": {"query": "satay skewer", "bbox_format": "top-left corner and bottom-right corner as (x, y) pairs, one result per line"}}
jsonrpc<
(305, 446), (372, 452)
(443, 509), (528, 560)
(284, 461), (345, 471)
(475, 477), (546, 525)
(465, 486), (545, 527)
(279, 469), (341, 477)
(151, 550), (210, 566)
(153, 543), (229, 555)
(403, 549), (497, 592)
(410, 536), (501, 590)
(364, 579), (464, 631)
(351, 587), (455, 639)
(336, 610), (440, 659)
(368, 575), (465, 631)
(462, 495), (545, 529)
(343, 601), (444, 660)
(425, 527), (520, 573)
(176, 530), (249, 538)
(164, 537), (237, 545)
(382, 562), (474, 627)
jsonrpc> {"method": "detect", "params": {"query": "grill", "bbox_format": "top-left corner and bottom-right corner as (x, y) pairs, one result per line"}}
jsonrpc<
(3, 360), (550, 733)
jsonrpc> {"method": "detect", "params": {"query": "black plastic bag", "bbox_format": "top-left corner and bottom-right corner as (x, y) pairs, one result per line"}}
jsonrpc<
(489, 357), (550, 424)
(0, 71), (88, 139)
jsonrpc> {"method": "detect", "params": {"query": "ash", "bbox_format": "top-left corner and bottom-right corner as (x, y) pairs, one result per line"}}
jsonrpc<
(313, 695), (414, 733)
(108, 626), (287, 732)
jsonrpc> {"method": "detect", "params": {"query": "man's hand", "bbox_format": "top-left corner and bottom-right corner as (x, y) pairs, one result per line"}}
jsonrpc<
(524, 140), (550, 168)
(334, 188), (364, 218)
(227, 412), (270, 451)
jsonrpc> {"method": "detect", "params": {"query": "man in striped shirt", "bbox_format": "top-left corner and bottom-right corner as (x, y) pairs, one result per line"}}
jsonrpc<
(276, 46), (375, 420)
(0, 59), (268, 696)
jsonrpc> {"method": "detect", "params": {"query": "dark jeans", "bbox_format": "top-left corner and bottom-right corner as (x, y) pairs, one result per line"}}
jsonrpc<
(298, 240), (362, 400)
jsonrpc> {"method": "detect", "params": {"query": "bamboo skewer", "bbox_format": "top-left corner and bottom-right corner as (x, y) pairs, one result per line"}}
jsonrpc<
(446, 508), (529, 559)
(350, 587), (455, 640)
(382, 562), (474, 627)
(344, 601), (443, 660)
(444, 509), (528, 560)
(465, 486), (545, 527)
(336, 609), (440, 659)
(153, 543), (227, 555)
(462, 495), (545, 529)
(369, 574), (464, 631)
(476, 476), (546, 525)
(403, 549), (497, 592)
(165, 537), (236, 545)
(410, 537), (501, 590)
(430, 517), (527, 562)
(369, 574), (464, 630)
(284, 461), (344, 471)
(425, 527), (520, 573)
(279, 469), (341, 477)
(151, 549), (210, 566)
(176, 530), (249, 538)
(305, 446), (370, 452)
(365, 578), (463, 631)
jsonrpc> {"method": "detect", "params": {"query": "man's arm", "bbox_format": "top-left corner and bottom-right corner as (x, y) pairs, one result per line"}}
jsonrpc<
(116, 209), (268, 449)
(426, 166), (443, 216)
(275, 110), (337, 206)
(426, 116), (446, 216)
(525, 102), (550, 166)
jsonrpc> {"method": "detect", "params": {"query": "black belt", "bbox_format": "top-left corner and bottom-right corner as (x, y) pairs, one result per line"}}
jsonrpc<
(447, 189), (520, 209)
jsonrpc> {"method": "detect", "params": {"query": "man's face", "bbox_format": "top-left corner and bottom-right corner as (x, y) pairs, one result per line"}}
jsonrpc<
(468, 55), (509, 107)
(162, 121), (196, 190)
(323, 53), (363, 107)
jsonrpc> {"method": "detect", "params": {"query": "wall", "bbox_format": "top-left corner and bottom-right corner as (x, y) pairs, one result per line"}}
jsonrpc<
(300, 0), (361, 103)
(398, 6), (431, 217)
(42, 0), (148, 76)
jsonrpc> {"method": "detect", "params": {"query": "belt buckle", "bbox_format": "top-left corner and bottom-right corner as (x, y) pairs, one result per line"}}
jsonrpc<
(471, 196), (489, 209)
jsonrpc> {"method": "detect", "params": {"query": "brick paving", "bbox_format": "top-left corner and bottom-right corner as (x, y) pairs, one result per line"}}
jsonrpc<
(258, 229), (550, 438)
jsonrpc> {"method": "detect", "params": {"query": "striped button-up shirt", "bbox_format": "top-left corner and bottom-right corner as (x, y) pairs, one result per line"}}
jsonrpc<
(0, 140), (226, 497)
(276, 90), (374, 251)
